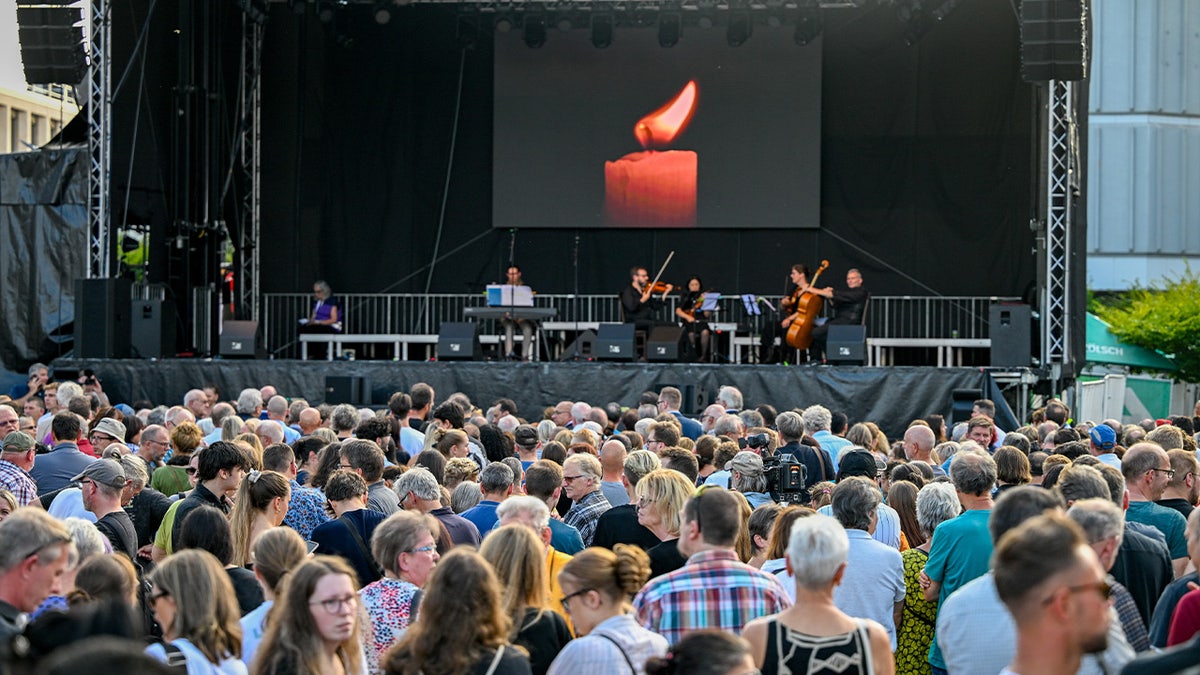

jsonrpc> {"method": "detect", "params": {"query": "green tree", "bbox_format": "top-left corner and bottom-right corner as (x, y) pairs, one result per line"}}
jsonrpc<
(1094, 264), (1200, 383)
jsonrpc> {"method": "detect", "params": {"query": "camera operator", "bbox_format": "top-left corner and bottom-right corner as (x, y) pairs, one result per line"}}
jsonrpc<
(729, 451), (773, 508)
(775, 411), (834, 489)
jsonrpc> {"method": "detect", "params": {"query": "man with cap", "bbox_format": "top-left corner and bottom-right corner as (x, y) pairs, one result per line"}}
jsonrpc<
(75, 458), (137, 559)
(513, 424), (540, 471)
(729, 451), (773, 508)
(1090, 425), (1121, 469)
(816, 449), (902, 549)
(87, 417), (126, 457)
(0, 431), (39, 506)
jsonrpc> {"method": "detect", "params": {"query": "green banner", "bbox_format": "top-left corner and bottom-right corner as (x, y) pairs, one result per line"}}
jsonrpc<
(1085, 313), (1176, 371)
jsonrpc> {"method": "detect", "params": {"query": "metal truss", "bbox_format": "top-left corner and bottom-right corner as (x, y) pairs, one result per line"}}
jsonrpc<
(87, 0), (111, 278)
(1041, 79), (1075, 380)
(234, 12), (264, 322)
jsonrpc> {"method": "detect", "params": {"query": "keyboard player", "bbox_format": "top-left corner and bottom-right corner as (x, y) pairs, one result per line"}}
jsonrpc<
(501, 265), (535, 361)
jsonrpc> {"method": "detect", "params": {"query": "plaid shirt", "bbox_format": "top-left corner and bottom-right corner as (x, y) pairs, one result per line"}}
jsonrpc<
(633, 548), (792, 645)
(563, 488), (611, 547)
(283, 479), (330, 540)
(0, 459), (38, 506)
(1112, 577), (1151, 652)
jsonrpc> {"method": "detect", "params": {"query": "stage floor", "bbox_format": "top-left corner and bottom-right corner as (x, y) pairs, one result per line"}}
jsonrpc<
(54, 358), (1008, 439)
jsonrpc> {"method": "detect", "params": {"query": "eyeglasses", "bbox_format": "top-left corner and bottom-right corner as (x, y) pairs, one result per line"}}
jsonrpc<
(559, 588), (593, 612)
(143, 438), (168, 447)
(562, 475), (587, 483)
(635, 497), (653, 510)
(79, 479), (95, 489)
(89, 433), (114, 443)
(1043, 579), (1113, 605)
(149, 589), (171, 602)
(338, 463), (354, 469)
(311, 595), (358, 614)
(407, 544), (436, 554)
(1150, 468), (1176, 479)
(185, 467), (197, 475)
(646, 438), (661, 445)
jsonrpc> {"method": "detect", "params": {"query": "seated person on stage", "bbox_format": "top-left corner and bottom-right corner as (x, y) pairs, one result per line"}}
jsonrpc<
(500, 264), (536, 361)
(298, 279), (341, 359)
(675, 276), (712, 362)
(808, 268), (869, 362)
(619, 266), (672, 337)
(759, 264), (811, 365)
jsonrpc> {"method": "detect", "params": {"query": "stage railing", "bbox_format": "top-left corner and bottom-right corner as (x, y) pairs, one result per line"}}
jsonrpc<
(263, 292), (1020, 359)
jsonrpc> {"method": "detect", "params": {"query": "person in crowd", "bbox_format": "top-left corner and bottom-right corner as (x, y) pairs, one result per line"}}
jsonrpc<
(33, 516), (104, 618)
(547, 545), (668, 675)
(166, 441), (253, 555)
(747, 504), (783, 569)
(657, 387), (702, 440)
(561, 453), (611, 547)
(462, 462), (517, 537)
(176, 505), (264, 616)
(592, 450), (662, 552)
(359, 510), (441, 674)
(261, 442), (328, 540)
(481, 524), (573, 675)
(382, 548), (532, 675)
(632, 485), (791, 644)
(1164, 509), (1200, 646)
(1156, 448), (1199, 521)
(394, 466), (481, 550)
(145, 549), (245, 673)
(816, 449), (902, 550)
(0, 429), (40, 506)
(994, 446), (1032, 497)
(31, 412), (96, 496)
(829, 476), (905, 649)
(228, 470), (291, 568)
(728, 451), (773, 509)
(645, 630), (757, 675)
(72, 458), (137, 559)
(887, 480), (922, 550)
(521, 460), (585, 555)
(634, 468), (696, 579)
(309, 469), (387, 588)
(340, 439), (400, 515)
(0, 509), (73, 643)
(0, 487), (15, 520)
(743, 513), (893, 675)
(240, 527), (308, 668)
(895, 483), (960, 675)
(69, 553), (139, 608)
(1122, 442), (1190, 577)
(251, 556), (364, 675)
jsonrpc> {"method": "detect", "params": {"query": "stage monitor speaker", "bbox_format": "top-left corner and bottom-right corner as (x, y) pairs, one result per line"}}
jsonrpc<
(990, 304), (1032, 367)
(559, 329), (597, 361)
(950, 388), (983, 425)
(75, 278), (131, 359)
(325, 376), (368, 406)
(595, 323), (636, 361)
(219, 321), (259, 358)
(647, 326), (684, 362)
(130, 299), (176, 359)
(1020, 0), (1087, 82)
(438, 322), (482, 361)
(826, 325), (866, 365)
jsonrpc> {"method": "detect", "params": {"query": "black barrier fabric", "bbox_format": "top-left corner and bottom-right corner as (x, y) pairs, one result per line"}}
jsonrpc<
(53, 359), (1011, 439)
(0, 149), (88, 371)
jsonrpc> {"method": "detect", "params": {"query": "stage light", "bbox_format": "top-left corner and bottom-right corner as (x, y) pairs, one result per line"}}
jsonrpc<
(793, 6), (822, 45)
(373, 1), (392, 24)
(524, 15), (547, 48)
(591, 13), (613, 48)
(726, 12), (751, 46)
(658, 13), (681, 47)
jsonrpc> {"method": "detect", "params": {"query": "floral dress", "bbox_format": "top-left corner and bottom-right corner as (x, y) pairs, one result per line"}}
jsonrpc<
(359, 577), (420, 675)
(895, 547), (936, 675)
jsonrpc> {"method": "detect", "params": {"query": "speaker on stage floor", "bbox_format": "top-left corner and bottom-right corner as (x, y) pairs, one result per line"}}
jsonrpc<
(326, 376), (368, 405)
(950, 388), (983, 425)
(130, 299), (176, 359)
(990, 304), (1032, 367)
(220, 321), (259, 358)
(75, 278), (132, 359)
(438, 322), (482, 361)
(559, 329), (597, 361)
(647, 326), (684, 362)
(827, 325), (866, 365)
(595, 323), (635, 361)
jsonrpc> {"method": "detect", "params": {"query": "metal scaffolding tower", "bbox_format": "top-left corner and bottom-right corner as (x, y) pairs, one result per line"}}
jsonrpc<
(87, 0), (111, 279)
(234, 12), (264, 322)
(1041, 78), (1077, 388)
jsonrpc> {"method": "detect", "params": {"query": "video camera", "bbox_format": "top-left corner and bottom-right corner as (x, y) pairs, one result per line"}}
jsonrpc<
(763, 452), (808, 505)
(738, 432), (771, 451)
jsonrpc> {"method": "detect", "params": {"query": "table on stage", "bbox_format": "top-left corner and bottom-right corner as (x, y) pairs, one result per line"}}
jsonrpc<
(462, 306), (558, 360)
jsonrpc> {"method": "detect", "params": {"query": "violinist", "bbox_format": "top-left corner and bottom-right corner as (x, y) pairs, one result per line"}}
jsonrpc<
(620, 266), (673, 335)
(675, 277), (713, 362)
(758, 264), (812, 364)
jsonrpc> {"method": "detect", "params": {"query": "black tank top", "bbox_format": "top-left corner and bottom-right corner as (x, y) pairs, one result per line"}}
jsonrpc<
(761, 618), (874, 675)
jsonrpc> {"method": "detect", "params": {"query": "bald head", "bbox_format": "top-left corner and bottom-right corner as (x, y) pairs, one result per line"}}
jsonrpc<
(267, 395), (288, 419)
(904, 425), (936, 461)
(600, 439), (628, 476)
(298, 407), (322, 434)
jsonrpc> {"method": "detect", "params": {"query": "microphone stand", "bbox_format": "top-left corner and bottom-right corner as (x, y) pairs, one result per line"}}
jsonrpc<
(568, 232), (582, 361)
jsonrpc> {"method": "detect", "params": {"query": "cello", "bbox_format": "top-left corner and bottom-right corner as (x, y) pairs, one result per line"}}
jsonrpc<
(784, 260), (829, 350)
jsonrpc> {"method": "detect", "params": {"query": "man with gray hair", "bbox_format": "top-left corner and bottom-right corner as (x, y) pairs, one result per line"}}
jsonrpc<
(712, 413), (744, 441)
(570, 401), (592, 429)
(830, 476), (905, 649)
(592, 450), (662, 551)
(329, 403), (359, 439)
(0, 509), (73, 641)
(236, 387), (263, 420)
(461, 462), (516, 537)
(1123, 442), (1189, 577)
(255, 419), (285, 448)
(803, 404), (852, 472)
(394, 467), (480, 548)
(729, 451), (772, 508)
(561, 453), (611, 546)
(202, 402), (236, 446)
(183, 389), (211, 429)
(716, 385), (743, 413)
(1069, 499), (1149, 655)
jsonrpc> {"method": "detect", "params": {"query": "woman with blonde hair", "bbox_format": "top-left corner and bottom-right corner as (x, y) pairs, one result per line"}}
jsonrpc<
(235, 433), (265, 466)
(222, 416), (245, 441)
(443, 456), (479, 490)
(228, 470), (291, 568)
(383, 548), (531, 675)
(480, 524), (572, 675)
(172, 421), (205, 455)
(634, 469), (697, 579)
(145, 549), (245, 673)
(240, 527), (309, 667)
(546, 545), (667, 675)
(251, 556), (364, 675)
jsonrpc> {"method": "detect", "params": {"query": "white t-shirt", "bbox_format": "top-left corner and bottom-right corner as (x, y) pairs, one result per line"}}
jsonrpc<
(146, 638), (248, 675)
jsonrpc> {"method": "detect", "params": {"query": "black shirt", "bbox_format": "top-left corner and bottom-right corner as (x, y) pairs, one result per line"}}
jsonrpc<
(647, 538), (688, 579)
(309, 508), (388, 588)
(1110, 523), (1173, 626)
(619, 284), (663, 323)
(227, 566), (264, 616)
(829, 285), (870, 325)
(128, 487), (173, 548)
(170, 482), (229, 549)
(1155, 497), (1195, 521)
(591, 505), (661, 552)
(515, 608), (572, 675)
(776, 441), (834, 489)
(96, 510), (138, 560)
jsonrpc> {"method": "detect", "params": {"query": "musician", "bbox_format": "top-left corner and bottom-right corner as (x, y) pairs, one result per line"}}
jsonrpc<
(675, 277), (712, 362)
(298, 279), (341, 360)
(758, 264), (811, 364)
(620, 266), (672, 335)
(808, 268), (869, 362)
(500, 264), (535, 361)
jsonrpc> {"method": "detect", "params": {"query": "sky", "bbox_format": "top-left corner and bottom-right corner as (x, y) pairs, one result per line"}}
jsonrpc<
(0, 0), (27, 90)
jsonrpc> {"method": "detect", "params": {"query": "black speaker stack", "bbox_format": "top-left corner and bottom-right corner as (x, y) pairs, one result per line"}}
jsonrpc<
(1020, 0), (1087, 82)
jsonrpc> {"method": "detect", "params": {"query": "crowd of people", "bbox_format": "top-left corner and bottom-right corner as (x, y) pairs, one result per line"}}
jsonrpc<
(2, 365), (1200, 675)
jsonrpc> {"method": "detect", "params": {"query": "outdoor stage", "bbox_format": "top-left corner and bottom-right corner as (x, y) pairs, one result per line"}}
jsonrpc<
(53, 359), (1017, 439)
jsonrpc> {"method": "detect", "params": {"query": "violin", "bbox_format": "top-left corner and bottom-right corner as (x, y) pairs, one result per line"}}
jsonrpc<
(648, 281), (674, 294)
(677, 290), (711, 322)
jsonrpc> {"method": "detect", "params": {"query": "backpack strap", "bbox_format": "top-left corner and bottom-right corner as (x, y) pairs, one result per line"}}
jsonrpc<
(593, 633), (636, 674)
(160, 642), (189, 673)
(338, 513), (385, 579)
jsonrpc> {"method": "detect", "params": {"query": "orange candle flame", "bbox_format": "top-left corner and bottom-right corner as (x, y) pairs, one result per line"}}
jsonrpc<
(633, 80), (699, 150)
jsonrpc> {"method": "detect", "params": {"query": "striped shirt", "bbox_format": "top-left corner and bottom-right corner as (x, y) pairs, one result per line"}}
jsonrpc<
(0, 459), (38, 506)
(633, 548), (792, 645)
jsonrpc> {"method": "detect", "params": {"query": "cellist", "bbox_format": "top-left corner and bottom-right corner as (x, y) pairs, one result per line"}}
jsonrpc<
(758, 264), (813, 364)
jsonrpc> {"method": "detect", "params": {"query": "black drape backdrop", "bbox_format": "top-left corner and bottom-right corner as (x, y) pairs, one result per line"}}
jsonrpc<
(259, 0), (1036, 298)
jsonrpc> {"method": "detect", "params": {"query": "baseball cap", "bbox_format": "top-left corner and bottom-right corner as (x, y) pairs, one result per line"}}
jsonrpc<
(72, 459), (128, 489)
(726, 450), (765, 476)
(91, 417), (126, 442)
(1, 431), (35, 454)
(837, 449), (879, 481)
(513, 425), (539, 448)
(1089, 425), (1116, 450)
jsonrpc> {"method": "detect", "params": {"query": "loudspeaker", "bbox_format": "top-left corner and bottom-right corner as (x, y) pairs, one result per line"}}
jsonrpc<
(75, 278), (132, 358)
(438, 322), (482, 361)
(219, 320), (258, 358)
(325, 376), (368, 406)
(647, 326), (684, 362)
(1020, 0), (1087, 82)
(559, 329), (597, 361)
(951, 388), (983, 425)
(990, 304), (1032, 367)
(826, 325), (866, 365)
(130, 299), (176, 359)
(595, 323), (636, 361)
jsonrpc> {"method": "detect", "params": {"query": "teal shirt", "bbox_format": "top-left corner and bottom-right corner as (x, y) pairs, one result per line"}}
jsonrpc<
(925, 509), (993, 669)
(1127, 500), (1189, 559)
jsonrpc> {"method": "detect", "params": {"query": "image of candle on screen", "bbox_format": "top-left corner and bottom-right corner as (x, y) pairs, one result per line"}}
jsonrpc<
(605, 80), (699, 228)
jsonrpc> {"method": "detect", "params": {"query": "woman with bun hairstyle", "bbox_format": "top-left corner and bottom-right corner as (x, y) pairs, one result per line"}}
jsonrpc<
(546, 545), (668, 675)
